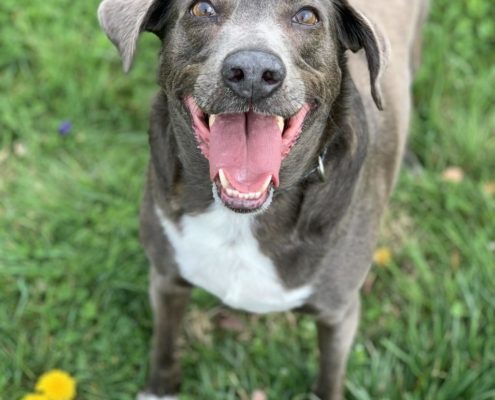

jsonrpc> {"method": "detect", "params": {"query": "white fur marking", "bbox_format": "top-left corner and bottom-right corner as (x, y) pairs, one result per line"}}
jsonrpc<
(156, 203), (312, 314)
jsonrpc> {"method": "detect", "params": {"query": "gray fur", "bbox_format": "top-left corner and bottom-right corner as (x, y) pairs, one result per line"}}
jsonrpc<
(98, 0), (429, 399)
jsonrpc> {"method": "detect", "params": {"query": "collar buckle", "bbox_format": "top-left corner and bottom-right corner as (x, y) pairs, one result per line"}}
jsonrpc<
(317, 155), (326, 182)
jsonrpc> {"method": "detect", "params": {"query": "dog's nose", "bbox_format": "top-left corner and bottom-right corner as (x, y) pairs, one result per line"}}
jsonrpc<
(222, 50), (286, 101)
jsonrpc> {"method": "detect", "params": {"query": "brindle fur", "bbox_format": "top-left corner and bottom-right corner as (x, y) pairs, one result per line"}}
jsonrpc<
(98, 0), (428, 398)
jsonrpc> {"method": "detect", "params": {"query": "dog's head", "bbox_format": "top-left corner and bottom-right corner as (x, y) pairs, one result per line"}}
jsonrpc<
(99, 0), (388, 213)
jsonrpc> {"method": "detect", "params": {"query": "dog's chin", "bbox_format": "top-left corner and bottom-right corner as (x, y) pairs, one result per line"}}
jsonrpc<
(212, 182), (274, 214)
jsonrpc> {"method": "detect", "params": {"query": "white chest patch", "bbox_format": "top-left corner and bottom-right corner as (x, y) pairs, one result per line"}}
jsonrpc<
(155, 203), (312, 314)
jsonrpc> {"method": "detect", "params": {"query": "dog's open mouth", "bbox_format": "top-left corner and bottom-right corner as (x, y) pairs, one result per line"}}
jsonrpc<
(186, 97), (310, 212)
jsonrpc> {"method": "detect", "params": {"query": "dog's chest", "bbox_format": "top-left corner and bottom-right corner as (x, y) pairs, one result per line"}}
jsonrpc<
(156, 204), (312, 314)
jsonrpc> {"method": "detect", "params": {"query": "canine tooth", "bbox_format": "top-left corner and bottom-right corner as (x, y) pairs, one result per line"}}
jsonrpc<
(226, 188), (235, 197)
(219, 169), (230, 189)
(275, 116), (285, 132)
(254, 192), (262, 199)
(209, 114), (217, 127)
(260, 176), (272, 193)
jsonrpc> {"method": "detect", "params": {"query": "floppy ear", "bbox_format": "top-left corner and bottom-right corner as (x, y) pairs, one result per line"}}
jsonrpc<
(98, 0), (167, 72)
(335, 1), (390, 110)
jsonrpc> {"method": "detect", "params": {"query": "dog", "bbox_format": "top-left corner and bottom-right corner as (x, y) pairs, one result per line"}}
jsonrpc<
(97, 0), (428, 399)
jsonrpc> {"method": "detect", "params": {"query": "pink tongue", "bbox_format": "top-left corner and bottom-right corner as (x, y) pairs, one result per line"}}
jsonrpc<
(209, 111), (282, 192)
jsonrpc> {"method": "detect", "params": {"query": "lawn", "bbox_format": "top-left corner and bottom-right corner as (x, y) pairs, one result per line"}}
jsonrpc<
(0, 0), (494, 399)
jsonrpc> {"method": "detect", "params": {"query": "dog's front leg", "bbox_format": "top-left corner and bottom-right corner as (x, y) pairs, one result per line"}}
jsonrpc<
(139, 267), (191, 400)
(314, 298), (360, 400)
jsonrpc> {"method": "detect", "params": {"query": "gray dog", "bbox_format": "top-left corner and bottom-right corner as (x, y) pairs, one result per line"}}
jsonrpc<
(98, 0), (428, 398)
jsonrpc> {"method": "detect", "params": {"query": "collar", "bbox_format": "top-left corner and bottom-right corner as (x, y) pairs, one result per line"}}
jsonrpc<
(302, 140), (332, 183)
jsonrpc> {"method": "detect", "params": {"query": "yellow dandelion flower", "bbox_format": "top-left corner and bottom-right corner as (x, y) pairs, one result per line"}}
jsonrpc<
(22, 394), (50, 400)
(373, 247), (392, 267)
(35, 370), (76, 400)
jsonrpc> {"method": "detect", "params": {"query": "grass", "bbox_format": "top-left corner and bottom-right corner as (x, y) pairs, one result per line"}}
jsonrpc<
(0, 0), (494, 399)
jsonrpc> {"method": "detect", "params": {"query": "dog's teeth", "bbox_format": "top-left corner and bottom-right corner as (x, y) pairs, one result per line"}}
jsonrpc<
(219, 169), (230, 189)
(275, 116), (285, 133)
(221, 179), (265, 201)
(260, 176), (272, 193)
(209, 114), (217, 127)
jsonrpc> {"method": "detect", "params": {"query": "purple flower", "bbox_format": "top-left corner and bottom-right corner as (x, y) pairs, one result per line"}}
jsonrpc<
(58, 120), (73, 136)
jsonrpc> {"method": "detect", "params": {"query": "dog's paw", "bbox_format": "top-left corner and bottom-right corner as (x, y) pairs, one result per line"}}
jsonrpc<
(137, 393), (178, 400)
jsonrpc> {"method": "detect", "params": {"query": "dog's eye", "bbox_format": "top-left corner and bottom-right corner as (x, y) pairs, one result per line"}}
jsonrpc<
(190, 1), (217, 18)
(292, 8), (320, 26)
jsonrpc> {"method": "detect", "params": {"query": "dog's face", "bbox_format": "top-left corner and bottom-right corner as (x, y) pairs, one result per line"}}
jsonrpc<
(99, 0), (387, 213)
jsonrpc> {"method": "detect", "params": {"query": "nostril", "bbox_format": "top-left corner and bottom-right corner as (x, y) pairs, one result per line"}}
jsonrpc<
(229, 68), (244, 83)
(262, 70), (278, 85)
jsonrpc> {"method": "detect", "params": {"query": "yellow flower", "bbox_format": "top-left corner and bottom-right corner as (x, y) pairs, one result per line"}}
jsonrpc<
(22, 394), (50, 400)
(373, 247), (392, 267)
(35, 370), (76, 400)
